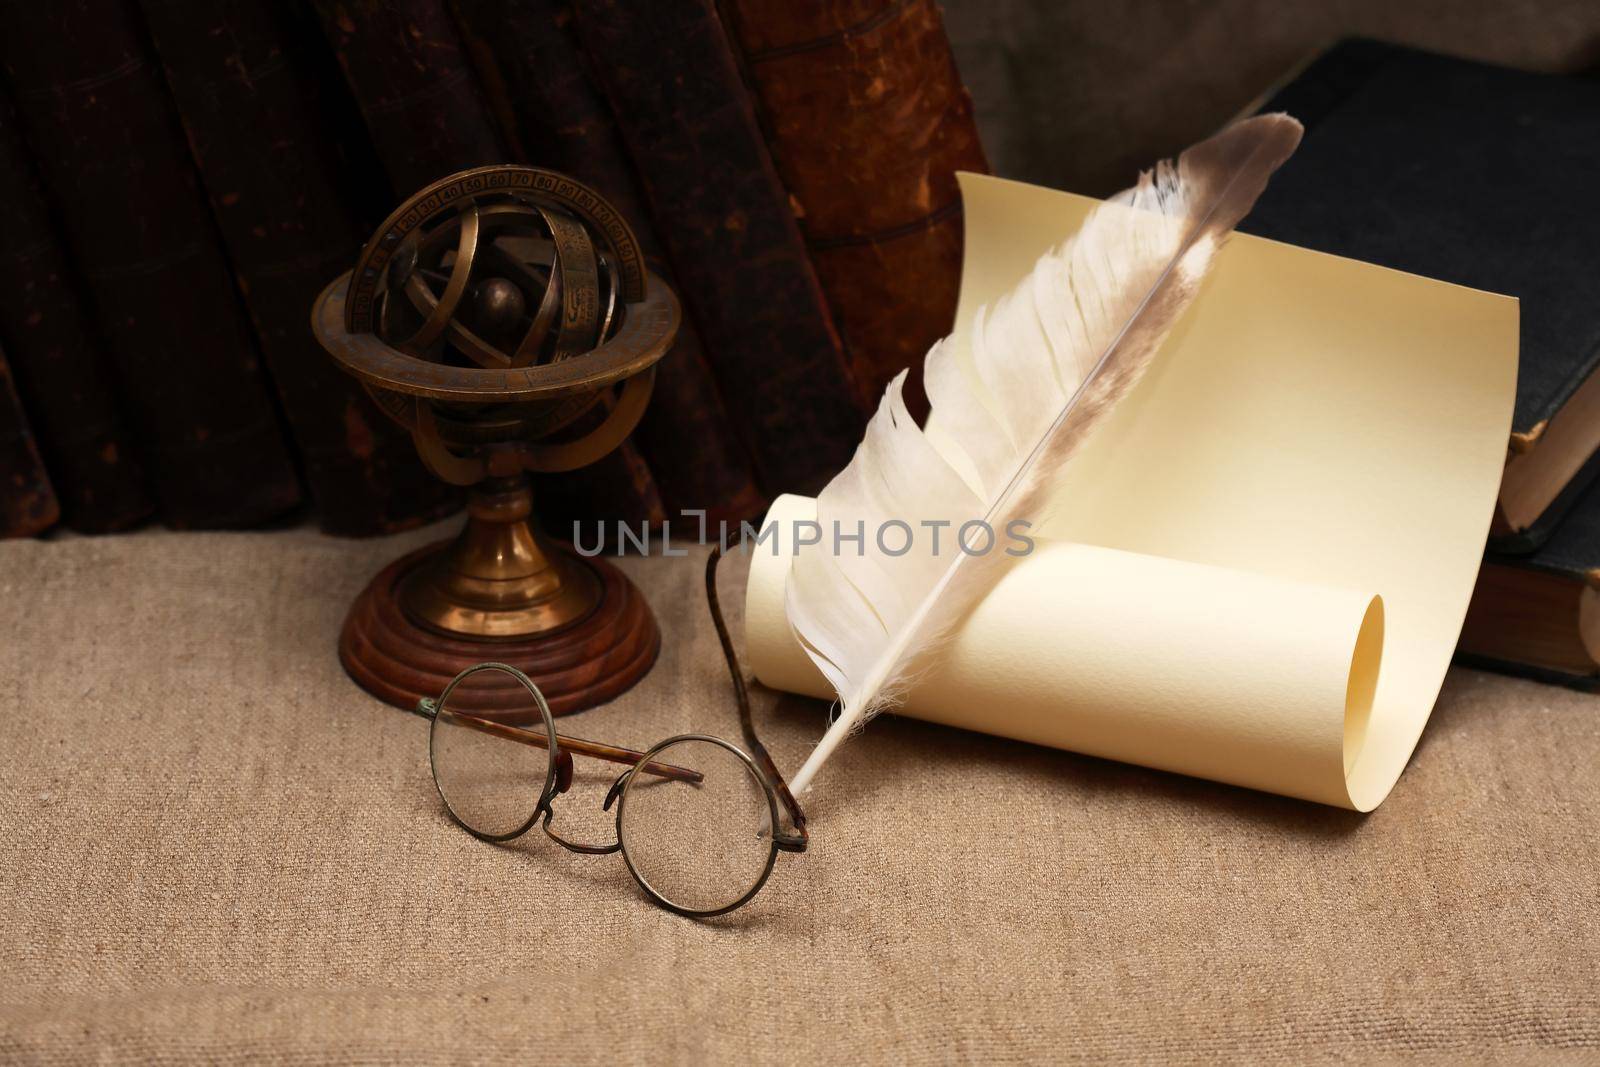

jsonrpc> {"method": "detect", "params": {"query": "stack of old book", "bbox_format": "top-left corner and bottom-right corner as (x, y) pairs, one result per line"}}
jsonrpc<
(0, 0), (985, 538)
(1245, 39), (1600, 688)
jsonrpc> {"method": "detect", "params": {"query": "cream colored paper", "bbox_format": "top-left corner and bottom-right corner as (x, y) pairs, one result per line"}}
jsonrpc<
(744, 173), (1518, 811)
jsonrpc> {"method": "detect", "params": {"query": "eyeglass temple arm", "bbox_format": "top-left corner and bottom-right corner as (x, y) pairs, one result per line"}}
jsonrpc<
(706, 545), (808, 847)
(410, 700), (702, 784)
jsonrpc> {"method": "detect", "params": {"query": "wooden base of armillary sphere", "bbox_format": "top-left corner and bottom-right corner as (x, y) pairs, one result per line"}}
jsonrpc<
(339, 477), (659, 720)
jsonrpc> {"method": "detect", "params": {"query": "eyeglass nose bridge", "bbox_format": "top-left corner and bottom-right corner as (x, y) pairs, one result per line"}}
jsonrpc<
(539, 806), (621, 855)
(538, 748), (619, 856)
(602, 767), (631, 812)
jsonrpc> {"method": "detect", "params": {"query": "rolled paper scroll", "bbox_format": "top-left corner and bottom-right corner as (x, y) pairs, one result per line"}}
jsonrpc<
(747, 495), (1383, 805)
(743, 174), (1518, 811)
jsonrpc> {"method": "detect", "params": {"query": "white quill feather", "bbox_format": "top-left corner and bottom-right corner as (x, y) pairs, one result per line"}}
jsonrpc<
(785, 115), (1304, 795)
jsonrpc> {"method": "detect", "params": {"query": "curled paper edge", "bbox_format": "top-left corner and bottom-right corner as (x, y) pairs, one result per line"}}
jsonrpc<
(746, 494), (1384, 807)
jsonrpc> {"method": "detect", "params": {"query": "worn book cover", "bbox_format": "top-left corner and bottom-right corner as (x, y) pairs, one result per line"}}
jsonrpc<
(0, 0), (302, 528)
(142, 0), (459, 536)
(1245, 39), (1600, 552)
(309, 0), (504, 194)
(719, 0), (989, 403)
(0, 88), (150, 533)
(1458, 475), (1600, 688)
(571, 0), (866, 495)
(452, 0), (764, 523)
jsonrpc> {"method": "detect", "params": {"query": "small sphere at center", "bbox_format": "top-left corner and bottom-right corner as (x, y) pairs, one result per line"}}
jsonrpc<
(470, 277), (527, 334)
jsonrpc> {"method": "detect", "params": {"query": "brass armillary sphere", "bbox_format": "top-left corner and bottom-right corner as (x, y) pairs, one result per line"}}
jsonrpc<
(312, 165), (677, 719)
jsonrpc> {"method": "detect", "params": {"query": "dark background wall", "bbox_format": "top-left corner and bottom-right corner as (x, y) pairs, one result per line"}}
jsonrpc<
(942, 0), (1600, 195)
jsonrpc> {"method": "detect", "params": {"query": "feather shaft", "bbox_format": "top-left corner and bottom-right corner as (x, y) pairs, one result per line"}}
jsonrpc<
(786, 115), (1303, 796)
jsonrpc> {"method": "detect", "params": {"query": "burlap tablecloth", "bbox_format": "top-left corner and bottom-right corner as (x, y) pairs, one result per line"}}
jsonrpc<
(1, 523), (1597, 1063)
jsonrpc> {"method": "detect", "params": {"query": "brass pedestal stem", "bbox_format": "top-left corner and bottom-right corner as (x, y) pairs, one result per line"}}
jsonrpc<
(398, 475), (600, 639)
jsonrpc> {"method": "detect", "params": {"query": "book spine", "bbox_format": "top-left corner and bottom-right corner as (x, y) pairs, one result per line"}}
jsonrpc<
(1488, 447), (1600, 555)
(450, 0), (766, 524)
(312, 0), (665, 529)
(1457, 561), (1598, 678)
(570, 0), (866, 494)
(0, 0), (302, 529)
(0, 88), (151, 533)
(307, 0), (506, 193)
(720, 0), (989, 401)
(140, 0), (459, 536)
(0, 342), (59, 537)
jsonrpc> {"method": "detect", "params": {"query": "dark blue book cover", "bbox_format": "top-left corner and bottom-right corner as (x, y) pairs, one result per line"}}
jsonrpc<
(1245, 39), (1600, 553)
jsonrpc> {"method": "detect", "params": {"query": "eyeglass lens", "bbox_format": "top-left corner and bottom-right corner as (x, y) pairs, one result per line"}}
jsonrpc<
(429, 666), (554, 840)
(618, 738), (776, 914)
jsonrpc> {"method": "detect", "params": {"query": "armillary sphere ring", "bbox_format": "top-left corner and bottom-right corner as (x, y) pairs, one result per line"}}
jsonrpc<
(309, 165), (680, 477)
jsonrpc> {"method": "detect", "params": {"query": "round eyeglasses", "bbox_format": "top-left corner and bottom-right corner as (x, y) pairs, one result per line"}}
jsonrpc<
(410, 548), (807, 916)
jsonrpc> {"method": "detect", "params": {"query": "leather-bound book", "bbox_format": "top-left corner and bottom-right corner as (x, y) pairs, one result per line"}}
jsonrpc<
(1244, 40), (1600, 553)
(718, 0), (989, 402)
(1459, 477), (1600, 689)
(451, 0), (765, 523)
(0, 342), (59, 537)
(308, 0), (504, 195)
(0, 0), (302, 528)
(310, 0), (664, 528)
(0, 89), (150, 533)
(570, 0), (866, 495)
(141, 0), (459, 536)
